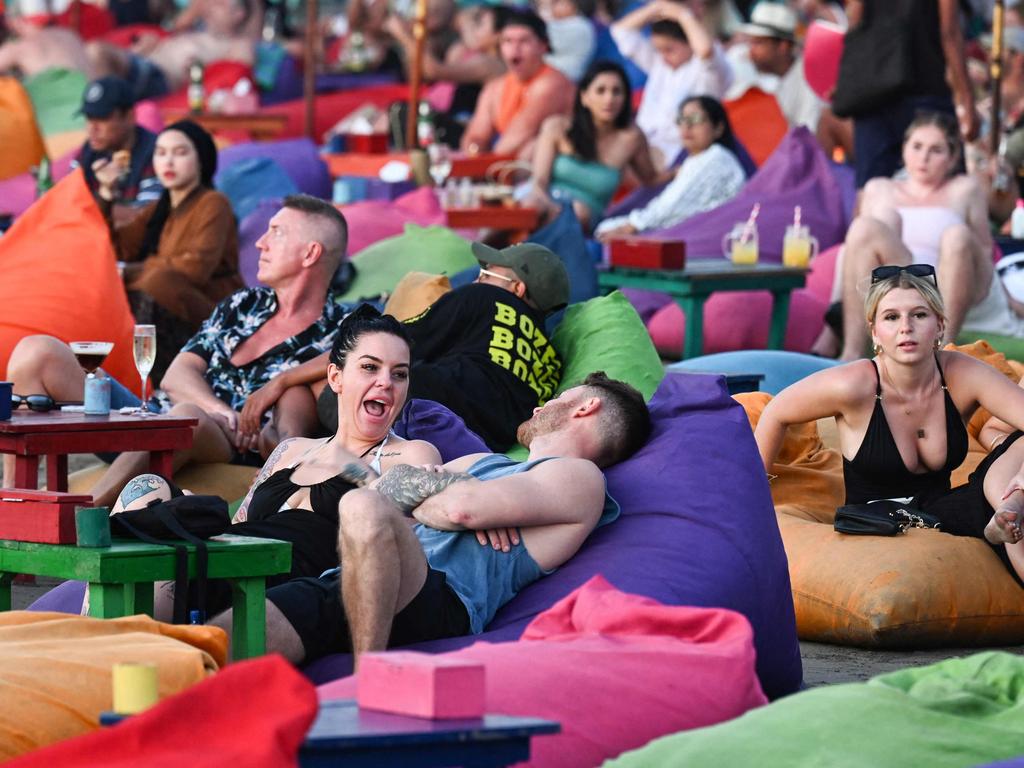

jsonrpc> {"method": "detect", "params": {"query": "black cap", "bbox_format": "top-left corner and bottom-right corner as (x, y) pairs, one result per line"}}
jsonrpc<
(78, 76), (134, 119)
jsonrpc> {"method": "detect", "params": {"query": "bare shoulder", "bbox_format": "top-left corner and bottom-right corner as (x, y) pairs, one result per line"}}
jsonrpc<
(946, 173), (985, 203)
(539, 114), (571, 137)
(531, 456), (604, 486)
(862, 177), (897, 205)
(380, 437), (442, 470)
(533, 69), (570, 95)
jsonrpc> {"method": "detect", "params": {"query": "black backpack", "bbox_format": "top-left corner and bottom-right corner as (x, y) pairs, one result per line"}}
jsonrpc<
(110, 494), (231, 624)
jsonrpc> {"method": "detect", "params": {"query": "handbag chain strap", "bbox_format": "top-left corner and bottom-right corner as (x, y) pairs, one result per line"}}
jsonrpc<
(894, 508), (928, 529)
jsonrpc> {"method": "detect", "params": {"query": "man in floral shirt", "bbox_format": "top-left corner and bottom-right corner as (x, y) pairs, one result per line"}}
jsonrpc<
(3, 195), (351, 507)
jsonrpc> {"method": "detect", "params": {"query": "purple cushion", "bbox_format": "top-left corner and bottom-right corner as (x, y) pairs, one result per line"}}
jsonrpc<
(648, 127), (848, 263)
(392, 398), (489, 462)
(31, 378), (802, 699)
(216, 138), (332, 200)
(237, 197), (282, 287)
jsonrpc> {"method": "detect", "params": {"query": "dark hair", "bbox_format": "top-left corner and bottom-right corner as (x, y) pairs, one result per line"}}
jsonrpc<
(281, 193), (350, 261)
(582, 371), (651, 466)
(679, 95), (735, 148)
(568, 60), (632, 162)
(329, 304), (411, 368)
(574, 0), (598, 16)
(497, 7), (550, 47)
(650, 18), (687, 42)
(136, 120), (220, 261)
(903, 110), (961, 164)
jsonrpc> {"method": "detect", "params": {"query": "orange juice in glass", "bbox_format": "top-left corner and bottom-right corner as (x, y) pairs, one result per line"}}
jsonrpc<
(722, 224), (758, 265)
(782, 224), (818, 268)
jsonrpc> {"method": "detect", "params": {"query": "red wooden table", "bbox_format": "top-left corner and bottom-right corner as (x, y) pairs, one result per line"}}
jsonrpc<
(445, 206), (540, 231)
(161, 111), (290, 141)
(324, 152), (512, 180)
(0, 412), (197, 491)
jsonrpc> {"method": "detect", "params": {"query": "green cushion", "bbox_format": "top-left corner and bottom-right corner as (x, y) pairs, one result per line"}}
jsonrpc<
(956, 331), (1024, 362)
(605, 652), (1024, 768)
(340, 224), (476, 302)
(23, 68), (87, 136)
(506, 291), (664, 460)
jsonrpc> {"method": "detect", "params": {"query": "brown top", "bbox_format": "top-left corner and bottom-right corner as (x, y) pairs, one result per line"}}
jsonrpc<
(112, 188), (243, 318)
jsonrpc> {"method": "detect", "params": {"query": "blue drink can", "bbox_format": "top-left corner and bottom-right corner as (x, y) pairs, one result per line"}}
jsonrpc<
(84, 375), (111, 415)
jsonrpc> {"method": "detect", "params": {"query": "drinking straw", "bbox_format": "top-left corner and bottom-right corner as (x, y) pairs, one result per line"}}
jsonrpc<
(793, 205), (801, 229)
(741, 203), (760, 243)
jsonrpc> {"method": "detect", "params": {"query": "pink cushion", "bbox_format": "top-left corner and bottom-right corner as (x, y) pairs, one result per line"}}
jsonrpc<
(342, 187), (446, 256)
(318, 576), (767, 768)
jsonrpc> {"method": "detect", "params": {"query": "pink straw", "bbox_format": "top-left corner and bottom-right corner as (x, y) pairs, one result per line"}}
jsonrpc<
(793, 205), (801, 229)
(741, 203), (760, 243)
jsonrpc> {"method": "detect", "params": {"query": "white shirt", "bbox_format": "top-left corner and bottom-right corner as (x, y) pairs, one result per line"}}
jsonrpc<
(611, 25), (733, 164)
(595, 143), (746, 234)
(544, 16), (597, 82)
(725, 45), (823, 131)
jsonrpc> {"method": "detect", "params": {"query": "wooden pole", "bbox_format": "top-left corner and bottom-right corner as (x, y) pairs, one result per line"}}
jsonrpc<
(303, 0), (318, 140)
(992, 0), (1006, 155)
(406, 0), (427, 149)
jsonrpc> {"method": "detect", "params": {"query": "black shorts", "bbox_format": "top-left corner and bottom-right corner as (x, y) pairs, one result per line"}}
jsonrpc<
(267, 567), (471, 663)
(915, 430), (1024, 584)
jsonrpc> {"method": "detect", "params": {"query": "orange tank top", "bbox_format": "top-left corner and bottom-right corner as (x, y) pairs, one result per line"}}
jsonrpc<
(494, 64), (555, 135)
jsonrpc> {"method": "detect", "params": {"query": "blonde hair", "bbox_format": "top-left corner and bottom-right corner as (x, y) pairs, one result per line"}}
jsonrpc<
(864, 272), (946, 327)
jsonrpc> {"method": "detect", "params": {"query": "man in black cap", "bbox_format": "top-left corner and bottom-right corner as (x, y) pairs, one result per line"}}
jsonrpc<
(75, 76), (162, 220)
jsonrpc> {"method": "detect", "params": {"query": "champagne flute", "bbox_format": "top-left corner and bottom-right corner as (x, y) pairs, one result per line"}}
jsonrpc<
(428, 143), (452, 188)
(133, 325), (156, 416)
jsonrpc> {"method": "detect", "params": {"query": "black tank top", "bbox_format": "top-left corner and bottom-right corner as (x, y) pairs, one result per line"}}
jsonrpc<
(843, 356), (968, 504)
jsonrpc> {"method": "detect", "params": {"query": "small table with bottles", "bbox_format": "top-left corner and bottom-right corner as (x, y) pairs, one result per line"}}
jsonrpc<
(0, 412), (197, 491)
(597, 259), (809, 359)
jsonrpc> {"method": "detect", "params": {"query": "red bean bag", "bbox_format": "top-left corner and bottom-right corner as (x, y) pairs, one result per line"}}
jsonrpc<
(0, 170), (139, 394)
(318, 575), (768, 768)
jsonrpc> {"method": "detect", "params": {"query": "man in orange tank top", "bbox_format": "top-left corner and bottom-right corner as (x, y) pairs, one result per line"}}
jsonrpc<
(460, 7), (574, 159)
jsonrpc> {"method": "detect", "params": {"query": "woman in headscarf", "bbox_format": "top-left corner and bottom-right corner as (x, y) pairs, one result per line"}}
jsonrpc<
(93, 119), (242, 382)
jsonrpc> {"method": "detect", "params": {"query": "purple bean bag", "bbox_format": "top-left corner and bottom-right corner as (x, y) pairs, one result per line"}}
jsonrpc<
(237, 197), (282, 287)
(30, 378), (803, 699)
(216, 138), (332, 201)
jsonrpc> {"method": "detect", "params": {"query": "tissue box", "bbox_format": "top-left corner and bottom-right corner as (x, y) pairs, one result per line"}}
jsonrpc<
(609, 237), (686, 270)
(356, 651), (485, 719)
(0, 490), (94, 544)
(346, 133), (389, 154)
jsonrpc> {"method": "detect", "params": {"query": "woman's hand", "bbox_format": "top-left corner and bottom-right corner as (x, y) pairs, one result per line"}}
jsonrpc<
(596, 223), (637, 243)
(475, 526), (520, 552)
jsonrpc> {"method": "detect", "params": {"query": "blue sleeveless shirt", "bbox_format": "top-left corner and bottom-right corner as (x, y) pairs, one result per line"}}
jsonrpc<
(415, 454), (620, 634)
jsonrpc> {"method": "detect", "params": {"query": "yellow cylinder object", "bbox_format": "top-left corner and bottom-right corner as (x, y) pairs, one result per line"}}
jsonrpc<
(111, 663), (159, 715)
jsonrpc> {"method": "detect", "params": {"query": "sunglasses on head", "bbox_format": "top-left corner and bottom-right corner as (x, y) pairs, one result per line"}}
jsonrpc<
(870, 264), (937, 285)
(11, 394), (58, 412)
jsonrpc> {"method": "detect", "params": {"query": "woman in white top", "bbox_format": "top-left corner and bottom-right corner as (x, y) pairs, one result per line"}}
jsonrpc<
(595, 95), (745, 241)
(815, 111), (1024, 361)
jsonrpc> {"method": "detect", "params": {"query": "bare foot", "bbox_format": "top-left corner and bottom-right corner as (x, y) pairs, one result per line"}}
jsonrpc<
(984, 508), (1023, 545)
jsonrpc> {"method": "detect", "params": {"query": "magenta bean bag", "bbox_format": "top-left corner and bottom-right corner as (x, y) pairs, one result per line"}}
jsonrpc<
(318, 575), (768, 768)
(341, 187), (446, 256)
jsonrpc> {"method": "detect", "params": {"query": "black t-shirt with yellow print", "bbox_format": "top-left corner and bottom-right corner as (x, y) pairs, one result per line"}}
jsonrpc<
(404, 282), (562, 451)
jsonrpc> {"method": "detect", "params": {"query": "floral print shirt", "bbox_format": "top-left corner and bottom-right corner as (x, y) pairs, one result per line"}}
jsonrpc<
(153, 287), (350, 413)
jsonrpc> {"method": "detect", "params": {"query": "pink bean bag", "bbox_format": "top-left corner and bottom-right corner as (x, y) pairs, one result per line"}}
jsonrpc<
(318, 575), (767, 768)
(341, 187), (446, 256)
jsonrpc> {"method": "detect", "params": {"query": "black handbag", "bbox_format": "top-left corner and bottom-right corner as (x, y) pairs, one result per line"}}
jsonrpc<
(831, 9), (914, 118)
(834, 500), (941, 536)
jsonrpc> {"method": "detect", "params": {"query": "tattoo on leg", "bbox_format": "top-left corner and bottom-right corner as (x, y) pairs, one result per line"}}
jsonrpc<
(374, 465), (473, 514)
(118, 474), (164, 509)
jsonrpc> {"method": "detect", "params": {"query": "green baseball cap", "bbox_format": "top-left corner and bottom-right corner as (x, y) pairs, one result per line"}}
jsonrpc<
(472, 241), (570, 314)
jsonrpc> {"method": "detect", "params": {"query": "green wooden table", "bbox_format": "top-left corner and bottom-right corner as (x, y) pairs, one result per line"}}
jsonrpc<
(598, 259), (809, 359)
(0, 534), (291, 659)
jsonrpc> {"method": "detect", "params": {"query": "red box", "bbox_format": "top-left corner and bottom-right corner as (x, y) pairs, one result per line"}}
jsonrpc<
(0, 490), (93, 544)
(345, 133), (389, 154)
(609, 237), (686, 269)
(357, 651), (485, 719)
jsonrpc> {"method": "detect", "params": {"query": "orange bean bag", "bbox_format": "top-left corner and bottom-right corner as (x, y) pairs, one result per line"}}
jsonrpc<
(735, 341), (1024, 648)
(0, 77), (46, 181)
(724, 88), (789, 167)
(0, 169), (140, 394)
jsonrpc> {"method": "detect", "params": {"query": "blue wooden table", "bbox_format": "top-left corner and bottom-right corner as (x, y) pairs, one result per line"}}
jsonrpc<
(300, 699), (560, 767)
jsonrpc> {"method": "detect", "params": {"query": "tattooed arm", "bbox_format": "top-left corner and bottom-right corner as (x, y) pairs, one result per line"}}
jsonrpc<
(233, 438), (298, 523)
(371, 464), (476, 520)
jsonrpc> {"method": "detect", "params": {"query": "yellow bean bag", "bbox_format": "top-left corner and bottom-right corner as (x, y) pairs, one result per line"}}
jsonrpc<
(737, 341), (1024, 648)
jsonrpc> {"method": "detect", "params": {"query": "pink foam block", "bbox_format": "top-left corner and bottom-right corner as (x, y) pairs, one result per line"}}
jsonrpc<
(356, 652), (485, 719)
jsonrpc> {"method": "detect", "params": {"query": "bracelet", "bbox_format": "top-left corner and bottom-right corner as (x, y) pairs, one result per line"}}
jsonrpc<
(989, 433), (1009, 452)
(767, 473), (779, 484)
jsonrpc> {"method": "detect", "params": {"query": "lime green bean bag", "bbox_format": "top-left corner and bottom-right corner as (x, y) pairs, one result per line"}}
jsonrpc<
(605, 652), (1024, 768)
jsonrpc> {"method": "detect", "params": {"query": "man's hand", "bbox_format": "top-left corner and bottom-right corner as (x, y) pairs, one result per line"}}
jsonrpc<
(210, 408), (259, 454)
(239, 378), (285, 436)
(596, 223), (637, 243)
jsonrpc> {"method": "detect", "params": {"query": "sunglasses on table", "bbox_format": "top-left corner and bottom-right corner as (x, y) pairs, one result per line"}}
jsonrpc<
(870, 264), (937, 285)
(11, 394), (74, 412)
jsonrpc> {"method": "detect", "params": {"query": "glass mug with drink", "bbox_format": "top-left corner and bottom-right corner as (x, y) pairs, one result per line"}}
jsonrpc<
(133, 325), (157, 416)
(782, 224), (818, 268)
(722, 222), (759, 265)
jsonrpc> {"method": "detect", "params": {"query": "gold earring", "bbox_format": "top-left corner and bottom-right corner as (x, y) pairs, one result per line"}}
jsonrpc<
(934, 336), (943, 350)
(873, 342), (881, 356)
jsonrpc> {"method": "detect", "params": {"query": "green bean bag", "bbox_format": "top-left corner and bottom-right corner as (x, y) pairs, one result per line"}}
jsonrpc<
(605, 652), (1024, 768)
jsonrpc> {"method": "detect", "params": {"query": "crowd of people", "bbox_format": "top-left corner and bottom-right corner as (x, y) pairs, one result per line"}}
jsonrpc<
(6, 0), (1024, 663)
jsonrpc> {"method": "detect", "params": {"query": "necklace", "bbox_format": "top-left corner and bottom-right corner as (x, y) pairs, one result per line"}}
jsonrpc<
(881, 359), (935, 439)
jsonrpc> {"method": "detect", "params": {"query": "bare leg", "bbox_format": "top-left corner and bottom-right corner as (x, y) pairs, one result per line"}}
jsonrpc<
(982, 439), (1024, 579)
(210, 600), (306, 663)
(259, 385), (321, 459)
(838, 216), (912, 361)
(87, 403), (235, 506)
(338, 488), (429, 667)
(83, 40), (131, 78)
(4, 335), (88, 485)
(935, 223), (994, 342)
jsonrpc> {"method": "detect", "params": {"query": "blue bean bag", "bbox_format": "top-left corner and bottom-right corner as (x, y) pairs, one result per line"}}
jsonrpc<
(216, 138), (332, 200)
(215, 156), (298, 221)
(669, 350), (840, 395)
